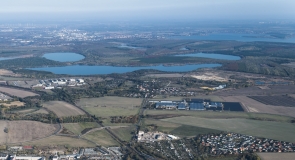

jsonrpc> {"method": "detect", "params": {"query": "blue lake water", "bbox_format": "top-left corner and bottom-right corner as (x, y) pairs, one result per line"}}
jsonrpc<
(171, 33), (295, 43)
(28, 64), (221, 75)
(42, 52), (85, 62)
(175, 53), (241, 60)
(0, 57), (13, 61)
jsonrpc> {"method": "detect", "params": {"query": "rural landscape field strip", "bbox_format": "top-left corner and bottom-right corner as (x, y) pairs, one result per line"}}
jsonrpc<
(161, 116), (295, 142)
(43, 101), (85, 117)
(0, 120), (59, 144)
(248, 96), (295, 107)
(0, 86), (38, 98)
(23, 135), (96, 147)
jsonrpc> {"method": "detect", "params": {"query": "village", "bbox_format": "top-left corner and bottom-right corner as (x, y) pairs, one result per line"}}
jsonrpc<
(137, 132), (295, 160)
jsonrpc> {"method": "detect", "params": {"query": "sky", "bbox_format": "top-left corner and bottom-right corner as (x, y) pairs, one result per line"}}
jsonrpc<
(0, 0), (294, 21)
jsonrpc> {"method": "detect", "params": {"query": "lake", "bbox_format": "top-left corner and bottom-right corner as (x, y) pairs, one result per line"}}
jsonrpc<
(42, 52), (85, 62)
(0, 57), (13, 61)
(28, 64), (221, 75)
(175, 53), (241, 60)
(171, 33), (295, 43)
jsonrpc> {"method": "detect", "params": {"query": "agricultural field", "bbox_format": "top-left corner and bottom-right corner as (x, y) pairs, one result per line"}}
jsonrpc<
(82, 129), (119, 147)
(257, 153), (295, 160)
(0, 121), (7, 144)
(0, 101), (24, 107)
(84, 106), (139, 118)
(79, 97), (142, 125)
(111, 126), (136, 142)
(214, 85), (295, 96)
(63, 122), (99, 135)
(31, 108), (49, 114)
(145, 110), (293, 123)
(0, 69), (16, 76)
(170, 125), (222, 137)
(0, 120), (59, 144)
(77, 96), (143, 108)
(43, 101), (85, 117)
(152, 95), (224, 102)
(161, 116), (295, 142)
(248, 95), (295, 107)
(143, 118), (182, 133)
(23, 136), (95, 148)
(0, 86), (38, 98)
(223, 96), (295, 117)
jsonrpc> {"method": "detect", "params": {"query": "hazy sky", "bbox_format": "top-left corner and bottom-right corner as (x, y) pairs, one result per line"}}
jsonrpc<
(1, 0), (294, 21)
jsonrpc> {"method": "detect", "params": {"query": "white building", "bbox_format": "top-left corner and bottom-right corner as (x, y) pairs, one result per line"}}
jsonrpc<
(77, 79), (84, 83)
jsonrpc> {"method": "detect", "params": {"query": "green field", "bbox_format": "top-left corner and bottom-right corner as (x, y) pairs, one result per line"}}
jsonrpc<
(111, 126), (136, 142)
(170, 125), (222, 137)
(77, 96), (143, 108)
(82, 129), (119, 147)
(145, 110), (293, 123)
(84, 106), (139, 118)
(79, 97), (141, 125)
(63, 122), (99, 135)
(143, 118), (181, 133)
(152, 95), (224, 102)
(161, 116), (295, 142)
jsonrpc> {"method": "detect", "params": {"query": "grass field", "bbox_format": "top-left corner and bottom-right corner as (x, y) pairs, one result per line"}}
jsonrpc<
(77, 96), (143, 108)
(0, 120), (58, 144)
(43, 101), (85, 117)
(161, 116), (295, 142)
(0, 86), (38, 98)
(82, 129), (119, 147)
(145, 110), (293, 123)
(152, 95), (224, 102)
(143, 118), (221, 137)
(257, 153), (295, 160)
(143, 118), (181, 133)
(171, 125), (222, 137)
(78, 97), (141, 124)
(84, 106), (139, 118)
(63, 122), (99, 135)
(23, 136), (95, 147)
(111, 126), (136, 142)
(31, 108), (49, 114)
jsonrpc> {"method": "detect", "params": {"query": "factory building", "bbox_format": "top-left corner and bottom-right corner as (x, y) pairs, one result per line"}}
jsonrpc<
(155, 101), (177, 109)
(205, 102), (224, 108)
(189, 103), (205, 110)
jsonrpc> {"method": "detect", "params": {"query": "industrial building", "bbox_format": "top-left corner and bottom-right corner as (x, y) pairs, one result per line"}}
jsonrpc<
(155, 101), (177, 109)
(189, 103), (205, 110)
(151, 99), (224, 111)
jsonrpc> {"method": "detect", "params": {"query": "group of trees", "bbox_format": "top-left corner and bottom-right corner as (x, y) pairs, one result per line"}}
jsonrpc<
(110, 115), (138, 123)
